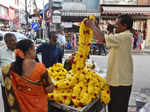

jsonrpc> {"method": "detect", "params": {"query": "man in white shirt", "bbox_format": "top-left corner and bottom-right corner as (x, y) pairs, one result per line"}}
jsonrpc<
(0, 33), (16, 112)
(57, 30), (67, 57)
(86, 14), (133, 112)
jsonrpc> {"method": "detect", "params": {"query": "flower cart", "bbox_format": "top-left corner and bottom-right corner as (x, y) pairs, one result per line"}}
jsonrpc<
(47, 16), (110, 112)
(48, 98), (105, 112)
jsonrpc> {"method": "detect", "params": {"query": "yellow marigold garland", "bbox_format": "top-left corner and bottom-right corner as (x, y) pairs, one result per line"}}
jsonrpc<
(48, 16), (110, 108)
(71, 16), (110, 104)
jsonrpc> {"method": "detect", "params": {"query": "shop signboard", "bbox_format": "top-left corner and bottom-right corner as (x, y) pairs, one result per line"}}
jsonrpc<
(62, 22), (72, 28)
(52, 10), (61, 24)
(46, 10), (52, 19)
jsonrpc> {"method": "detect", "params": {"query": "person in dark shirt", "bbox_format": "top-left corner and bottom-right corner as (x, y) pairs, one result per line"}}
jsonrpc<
(36, 31), (63, 68)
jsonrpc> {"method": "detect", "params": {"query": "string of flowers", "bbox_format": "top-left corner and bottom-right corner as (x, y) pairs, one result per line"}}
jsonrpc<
(72, 16), (94, 75)
(48, 16), (110, 109)
(71, 16), (110, 104)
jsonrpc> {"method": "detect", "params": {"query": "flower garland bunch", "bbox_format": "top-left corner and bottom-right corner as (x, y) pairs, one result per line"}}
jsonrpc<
(71, 16), (110, 105)
(48, 16), (110, 108)
(47, 63), (67, 81)
(72, 16), (95, 75)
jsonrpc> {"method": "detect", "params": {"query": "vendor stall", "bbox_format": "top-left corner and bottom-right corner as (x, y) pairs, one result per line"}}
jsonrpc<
(48, 98), (105, 112)
(47, 16), (110, 112)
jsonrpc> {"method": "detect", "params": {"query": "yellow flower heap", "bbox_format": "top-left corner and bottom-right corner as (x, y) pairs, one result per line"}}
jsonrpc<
(48, 16), (110, 109)
(48, 63), (67, 81)
(48, 63), (74, 105)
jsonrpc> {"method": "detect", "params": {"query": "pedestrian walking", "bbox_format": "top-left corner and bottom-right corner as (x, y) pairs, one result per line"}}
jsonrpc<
(86, 14), (133, 112)
(36, 31), (63, 68)
(0, 33), (17, 112)
(136, 30), (143, 51)
(57, 30), (67, 58)
(71, 32), (77, 51)
(133, 30), (138, 49)
(2, 39), (54, 112)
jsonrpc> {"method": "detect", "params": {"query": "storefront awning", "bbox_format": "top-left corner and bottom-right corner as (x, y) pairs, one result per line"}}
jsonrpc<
(62, 10), (100, 17)
(0, 15), (10, 20)
(101, 5), (150, 16)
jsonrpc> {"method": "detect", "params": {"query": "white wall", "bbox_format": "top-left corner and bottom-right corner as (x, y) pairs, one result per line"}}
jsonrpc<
(0, 0), (19, 9)
(101, 0), (137, 4)
(9, 0), (19, 9)
(0, 0), (9, 7)
(83, 0), (99, 10)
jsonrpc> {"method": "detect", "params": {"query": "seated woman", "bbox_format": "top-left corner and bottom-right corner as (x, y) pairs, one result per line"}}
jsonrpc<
(2, 39), (54, 112)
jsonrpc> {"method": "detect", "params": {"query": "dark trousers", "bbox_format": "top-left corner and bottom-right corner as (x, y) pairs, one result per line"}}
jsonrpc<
(108, 86), (132, 112)
(1, 85), (10, 112)
(98, 44), (107, 56)
(60, 46), (65, 58)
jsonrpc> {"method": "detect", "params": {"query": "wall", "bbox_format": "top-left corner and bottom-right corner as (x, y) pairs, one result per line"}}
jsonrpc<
(138, 0), (150, 5)
(83, 0), (99, 10)
(0, 0), (9, 7)
(0, 0), (9, 20)
(100, 0), (137, 5)
(9, 0), (19, 9)
(146, 19), (150, 46)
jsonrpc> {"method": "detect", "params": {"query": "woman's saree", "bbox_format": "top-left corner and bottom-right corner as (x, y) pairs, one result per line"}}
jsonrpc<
(2, 63), (52, 112)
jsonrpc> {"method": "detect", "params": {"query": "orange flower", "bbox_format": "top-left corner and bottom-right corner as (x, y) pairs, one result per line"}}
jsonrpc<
(15, 49), (25, 59)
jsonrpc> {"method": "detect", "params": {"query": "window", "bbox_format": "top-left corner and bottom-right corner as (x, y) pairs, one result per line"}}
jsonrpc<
(73, 0), (82, 2)
(64, 0), (82, 2)
(0, 6), (8, 16)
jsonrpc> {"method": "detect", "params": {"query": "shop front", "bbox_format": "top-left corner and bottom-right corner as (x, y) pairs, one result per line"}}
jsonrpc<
(0, 5), (9, 30)
(61, 10), (100, 49)
(9, 7), (20, 30)
(100, 5), (150, 46)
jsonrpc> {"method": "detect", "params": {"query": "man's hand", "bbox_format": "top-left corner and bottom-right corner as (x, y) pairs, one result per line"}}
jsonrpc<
(85, 19), (105, 41)
(85, 19), (96, 29)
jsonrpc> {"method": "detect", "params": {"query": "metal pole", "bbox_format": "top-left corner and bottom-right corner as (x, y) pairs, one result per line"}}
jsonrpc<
(43, 0), (45, 39)
(49, 0), (52, 10)
(25, 0), (28, 25)
(48, 0), (52, 32)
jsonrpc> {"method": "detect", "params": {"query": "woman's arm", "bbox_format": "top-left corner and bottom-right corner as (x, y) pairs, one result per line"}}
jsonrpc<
(41, 71), (54, 93)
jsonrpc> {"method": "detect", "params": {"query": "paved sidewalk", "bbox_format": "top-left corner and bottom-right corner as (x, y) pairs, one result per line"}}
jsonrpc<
(132, 48), (150, 54)
(65, 48), (150, 55)
(128, 88), (150, 112)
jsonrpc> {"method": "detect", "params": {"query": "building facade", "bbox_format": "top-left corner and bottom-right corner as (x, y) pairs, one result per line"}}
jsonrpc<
(138, 0), (150, 5)
(0, 0), (19, 30)
(83, 0), (99, 10)
(100, 0), (137, 5)
(99, 2), (150, 46)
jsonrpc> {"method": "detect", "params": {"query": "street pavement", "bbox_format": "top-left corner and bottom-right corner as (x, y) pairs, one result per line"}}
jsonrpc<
(90, 54), (150, 112)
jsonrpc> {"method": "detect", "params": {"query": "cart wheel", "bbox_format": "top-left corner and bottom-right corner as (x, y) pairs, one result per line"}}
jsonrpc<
(104, 105), (107, 112)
